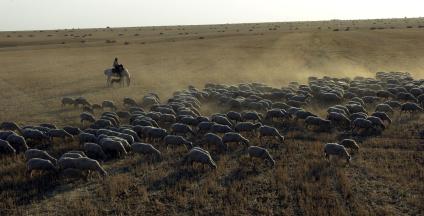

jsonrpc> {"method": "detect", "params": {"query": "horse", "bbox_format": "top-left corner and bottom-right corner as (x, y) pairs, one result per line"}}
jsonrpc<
(104, 67), (131, 87)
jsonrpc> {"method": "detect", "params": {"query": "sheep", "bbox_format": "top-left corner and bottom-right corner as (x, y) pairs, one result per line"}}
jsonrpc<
(327, 112), (351, 129)
(98, 138), (128, 158)
(371, 112), (392, 124)
(129, 106), (145, 113)
(171, 123), (195, 137)
(234, 122), (262, 135)
(155, 107), (177, 115)
(401, 102), (423, 113)
(294, 110), (317, 121)
(350, 112), (368, 121)
(25, 149), (57, 165)
(179, 116), (200, 126)
(100, 116), (119, 127)
(210, 123), (233, 134)
(80, 112), (96, 124)
(39, 123), (57, 129)
(63, 126), (82, 136)
(226, 111), (243, 123)
(352, 118), (373, 132)
(265, 109), (291, 121)
(259, 125), (284, 143)
(159, 114), (177, 124)
(5, 134), (28, 153)
(48, 129), (74, 143)
(92, 119), (113, 129)
(84, 143), (107, 161)
(318, 92), (342, 104)
(164, 135), (193, 150)
(0, 139), (16, 155)
(0, 131), (16, 140)
(22, 129), (50, 144)
(61, 97), (75, 106)
(142, 95), (159, 107)
(83, 106), (94, 114)
(145, 127), (168, 142)
(203, 133), (227, 152)
(247, 146), (275, 167)
(304, 116), (332, 131)
(58, 157), (107, 177)
(102, 100), (117, 111)
(131, 143), (162, 160)
(74, 97), (91, 107)
(324, 143), (351, 163)
(327, 107), (348, 116)
(384, 100), (402, 109)
(123, 97), (138, 107)
(119, 128), (140, 142)
(339, 139), (359, 152)
(376, 90), (395, 99)
(197, 121), (215, 133)
(375, 103), (394, 113)
(397, 92), (417, 102)
(367, 116), (386, 130)
(222, 132), (249, 147)
(346, 104), (367, 114)
(100, 135), (132, 151)
(117, 111), (131, 119)
(0, 121), (21, 133)
(182, 148), (216, 169)
(242, 111), (263, 123)
(211, 115), (233, 127)
(26, 158), (58, 177)
(79, 132), (98, 145)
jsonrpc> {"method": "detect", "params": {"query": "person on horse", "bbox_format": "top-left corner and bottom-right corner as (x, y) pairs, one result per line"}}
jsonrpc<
(113, 57), (124, 76)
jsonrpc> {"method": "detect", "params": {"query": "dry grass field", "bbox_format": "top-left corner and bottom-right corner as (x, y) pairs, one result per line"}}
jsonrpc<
(0, 18), (424, 215)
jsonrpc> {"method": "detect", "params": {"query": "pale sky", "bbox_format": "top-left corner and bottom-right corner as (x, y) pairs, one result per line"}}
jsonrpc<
(1, 0), (423, 31)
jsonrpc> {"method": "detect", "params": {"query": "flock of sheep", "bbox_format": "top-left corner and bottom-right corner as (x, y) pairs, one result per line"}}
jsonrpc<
(0, 71), (422, 180)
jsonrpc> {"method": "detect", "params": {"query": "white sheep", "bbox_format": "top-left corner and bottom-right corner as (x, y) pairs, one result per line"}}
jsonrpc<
(182, 148), (216, 169)
(61, 97), (75, 107)
(324, 143), (351, 163)
(203, 133), (227, 152)
(25, 149), (57, 165)
(339, 139), (359, 152)
(80, 112), (96, 124)
(48, 129), (74, 143)
(247, 146), (275, 167)
(102, 100), (117, 111)
(222, 132), (249, 147)
(259, 125), (284, 143)
(98, 138), (127, 158)
(164, 135), (193, 150)
(84, 142), (107, 161)
(58, 157), (107, 177)
(26, 158), (58, 177)
(0, 139), (16, 155)
(5, 134), (28, 153)
(131, 143), (162, 160)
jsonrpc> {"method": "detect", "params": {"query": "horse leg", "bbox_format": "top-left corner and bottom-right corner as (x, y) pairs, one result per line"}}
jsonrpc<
(106, 76), (111, 87)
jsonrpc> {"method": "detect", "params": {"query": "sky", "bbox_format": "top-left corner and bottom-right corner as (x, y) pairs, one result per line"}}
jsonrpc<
(1, 0), (423, 31)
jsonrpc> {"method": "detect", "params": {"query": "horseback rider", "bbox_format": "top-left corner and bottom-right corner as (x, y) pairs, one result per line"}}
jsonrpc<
(113, 57), (123, 76)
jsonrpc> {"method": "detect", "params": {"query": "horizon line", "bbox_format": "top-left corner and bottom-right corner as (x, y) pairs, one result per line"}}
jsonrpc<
(1, 16), (422, 32)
